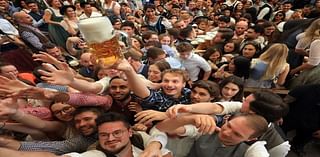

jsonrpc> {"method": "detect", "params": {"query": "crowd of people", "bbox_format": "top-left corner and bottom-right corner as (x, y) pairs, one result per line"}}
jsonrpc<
(0, 0), (320, 156)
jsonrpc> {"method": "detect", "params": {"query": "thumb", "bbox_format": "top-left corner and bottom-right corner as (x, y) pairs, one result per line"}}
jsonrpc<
(215, 127), (221, 132)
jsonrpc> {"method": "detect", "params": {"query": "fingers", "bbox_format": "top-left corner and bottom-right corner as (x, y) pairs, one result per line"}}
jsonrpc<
(135, 110), (153, 124)
(195, 115), (216, 135)
(166, 106), (177, 119)
(42, 63), (58, 72)
(135, 110), (167, 124)
(0, 76), (10, 84)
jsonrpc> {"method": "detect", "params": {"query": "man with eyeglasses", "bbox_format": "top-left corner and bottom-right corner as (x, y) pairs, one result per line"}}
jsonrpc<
(0, 112), (172, 157)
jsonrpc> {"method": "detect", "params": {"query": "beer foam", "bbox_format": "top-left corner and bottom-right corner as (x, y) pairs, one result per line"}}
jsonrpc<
(78, 17), (115, 43)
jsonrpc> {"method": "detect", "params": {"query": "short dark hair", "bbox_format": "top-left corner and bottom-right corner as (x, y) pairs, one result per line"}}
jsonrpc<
(176, 42), (193, 53)
(142, 31), (158, 42)
(146, 47), (165, 59)
(152, 60), (171, 71)
(179, 25), (194, 39)
(80, 2), (90, 8)
(250, 91), (289, 122)
(60, 5), (76, 15)
(218, 15), (230, 23)
(144, 41), (162, 48)
(144, 3), (156, 12)
(218, 28), (234, 42)
(121, 21), (135, 29)
(73, 107), (104, 119)
(26, 0), (37, 5)
(96, 112), (130, 128)
(192, 80), (220, 101)
(42, 42), (57, 50)
(248, 25), (264, 34)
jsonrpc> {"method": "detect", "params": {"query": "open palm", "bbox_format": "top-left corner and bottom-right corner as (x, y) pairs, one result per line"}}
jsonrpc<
(38, 63), (75, 85)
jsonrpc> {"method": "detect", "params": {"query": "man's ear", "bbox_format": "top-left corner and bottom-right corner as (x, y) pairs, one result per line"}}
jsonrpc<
(128, 127), (133, 137)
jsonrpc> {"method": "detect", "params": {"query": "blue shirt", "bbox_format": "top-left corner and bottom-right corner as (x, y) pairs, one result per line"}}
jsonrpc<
(141, 88), (192, 112)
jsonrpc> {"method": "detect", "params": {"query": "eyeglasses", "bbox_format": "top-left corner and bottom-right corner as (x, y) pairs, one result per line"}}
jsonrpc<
(99, 129), (127, 139)
(53, 106), (73, 116)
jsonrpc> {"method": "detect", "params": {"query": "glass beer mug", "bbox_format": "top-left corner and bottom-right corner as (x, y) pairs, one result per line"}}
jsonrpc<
(78, 17), (122, 67)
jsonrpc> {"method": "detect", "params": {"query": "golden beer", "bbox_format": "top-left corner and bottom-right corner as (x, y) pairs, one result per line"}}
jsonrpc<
(79, 17), (121, 67)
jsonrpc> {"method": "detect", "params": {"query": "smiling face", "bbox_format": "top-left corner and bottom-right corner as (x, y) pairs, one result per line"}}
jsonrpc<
(51, 102), (76, 122)
(109, 78), (130, 101)
(161, 73), (185, 98)
(65, 7), (76, 18)
(148, 64), (162, 83)
(98, 121), (132, 154)
(160, 36), (171, 45)
(209, 51), (221, 63)
(74, 111), (98, 136)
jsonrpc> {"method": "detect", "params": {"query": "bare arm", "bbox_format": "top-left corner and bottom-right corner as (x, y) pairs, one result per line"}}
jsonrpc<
(156, 114), (217, 135)
(290, 63), (314, 75)
(0, 148), (58, 157)
(117, 59), (150, 98)
(3, 123), (49, 140)
(61, 19), (77, 36)
(166, 103), (224, 118)
(43, 10), (61, 25)
(202, 71), (211, 80)
(11, 110), (66, 135)
(276, 64), (289, 86)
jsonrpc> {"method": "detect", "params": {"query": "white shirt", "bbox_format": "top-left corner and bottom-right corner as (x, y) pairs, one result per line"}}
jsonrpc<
(79, 12), (102, 20)
(178, 52), (212, 81)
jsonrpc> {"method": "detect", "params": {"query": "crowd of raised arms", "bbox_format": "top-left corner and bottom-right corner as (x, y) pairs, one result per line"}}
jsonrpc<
(0, 0), (320, 156)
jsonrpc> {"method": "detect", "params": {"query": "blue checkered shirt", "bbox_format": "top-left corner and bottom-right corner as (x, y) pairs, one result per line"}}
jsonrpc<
(141, 88), (192, 112)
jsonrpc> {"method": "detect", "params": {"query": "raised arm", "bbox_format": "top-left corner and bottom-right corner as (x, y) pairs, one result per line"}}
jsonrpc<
(3, 122), (49, 140)
(38, 63), (107, 94)
(116, 59), (150, 98)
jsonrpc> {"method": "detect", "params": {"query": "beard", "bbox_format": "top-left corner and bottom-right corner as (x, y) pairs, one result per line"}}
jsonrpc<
(97, 140), (130, 155)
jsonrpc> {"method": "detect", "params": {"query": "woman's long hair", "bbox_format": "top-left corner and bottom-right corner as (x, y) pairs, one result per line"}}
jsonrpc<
(259, 43), (288, 80)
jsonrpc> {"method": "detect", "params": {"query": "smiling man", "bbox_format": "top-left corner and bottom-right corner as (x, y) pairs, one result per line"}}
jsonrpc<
(116, 59), (192, 111)
(0, 112), (171, 157)
(0, 107), (102, 155)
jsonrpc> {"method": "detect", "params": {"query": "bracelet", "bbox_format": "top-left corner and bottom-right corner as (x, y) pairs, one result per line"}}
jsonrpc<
(0, 121), (6, 129)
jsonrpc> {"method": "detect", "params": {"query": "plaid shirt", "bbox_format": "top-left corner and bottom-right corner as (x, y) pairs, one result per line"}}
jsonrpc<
(141, 88), (192, 112)
(19, 135), (97, 155)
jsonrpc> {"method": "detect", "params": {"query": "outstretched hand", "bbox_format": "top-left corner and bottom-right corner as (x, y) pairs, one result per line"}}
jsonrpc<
(166, 104), (192, 119)
(135, 110), (168, 125)
(0, 76), (30, 97)
(14, 87), (59, 100)
(38, 63), (75, 85)
(0, 98), (19, 119)
(33, 52), (64, 70)
(193, 114), (220, 135)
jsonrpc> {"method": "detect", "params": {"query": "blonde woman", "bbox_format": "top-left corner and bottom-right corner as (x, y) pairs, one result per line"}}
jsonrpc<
(246, 43), (290, 88)
(289, 18), (320, 89)
(291, 18), (320, 75)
